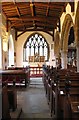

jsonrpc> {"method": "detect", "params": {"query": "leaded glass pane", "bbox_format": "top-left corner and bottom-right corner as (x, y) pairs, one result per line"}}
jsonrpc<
(27, 42), (29, 46)
(42, 38), (44, 43)
(38, 37), (40, 43)
(44, 46), (47, 60)
(35, 34), (38, 38)
(23, 33), (49, 61)
(27, 46), (29, 61)
(40, 46), (43, 56)
(31, 46), (34, 56)
(35, 46), (38, 54)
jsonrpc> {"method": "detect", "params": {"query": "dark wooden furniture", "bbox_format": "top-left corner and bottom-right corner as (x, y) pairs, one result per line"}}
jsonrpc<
(2, 86), (11, 119)
(0, 69), (29, 88)
(43, 65), (79, 119)
(8, 88), (17, 111)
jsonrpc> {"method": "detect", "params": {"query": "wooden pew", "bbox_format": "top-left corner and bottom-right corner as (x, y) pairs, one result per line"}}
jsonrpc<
(8, 88), (17, 111)
(2, 81), (17, 119)
(51, 70), (79, 119)
(67, 65), (77, 72)
(63, 72), (79, 119)
(9, 66), (30, 85)
(0, 69), (29, 88)
(49, 69), (69, 118)
(49, 69), (78, 118)
(42, 65), (55, 96)
(71, 102), (79, 119)
(42, 65), (57, 117)
(43, 67), (79, 119)
(2, 86), (11, 119)
(42, 66), (50, 97)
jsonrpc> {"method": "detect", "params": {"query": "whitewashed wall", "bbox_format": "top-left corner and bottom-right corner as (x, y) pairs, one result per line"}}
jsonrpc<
(16, 31), (54, 66)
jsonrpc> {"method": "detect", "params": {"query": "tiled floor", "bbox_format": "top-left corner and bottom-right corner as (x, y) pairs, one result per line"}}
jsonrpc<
(17, 77), (52, 119)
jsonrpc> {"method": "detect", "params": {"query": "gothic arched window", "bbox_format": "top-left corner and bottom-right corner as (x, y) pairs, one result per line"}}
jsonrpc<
(23, 33), (49, 61)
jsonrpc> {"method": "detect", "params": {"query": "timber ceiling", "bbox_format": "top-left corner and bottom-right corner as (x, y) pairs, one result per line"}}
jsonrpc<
(2, 1), (67, 32)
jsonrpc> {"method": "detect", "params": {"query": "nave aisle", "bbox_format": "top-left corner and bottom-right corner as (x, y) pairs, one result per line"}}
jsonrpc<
(18, 77), (52, 119)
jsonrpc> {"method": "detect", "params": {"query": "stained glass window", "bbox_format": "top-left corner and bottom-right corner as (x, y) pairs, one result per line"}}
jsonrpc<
(23, 33), (49, 61)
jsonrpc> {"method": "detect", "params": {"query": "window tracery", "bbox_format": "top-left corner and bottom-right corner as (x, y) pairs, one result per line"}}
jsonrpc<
(23, 33), (49, 62)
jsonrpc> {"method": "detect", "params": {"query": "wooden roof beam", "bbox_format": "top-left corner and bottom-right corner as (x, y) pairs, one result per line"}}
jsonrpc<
(13, 1), (26, 35)
(8, 16), (59, 22)
(16, 27), (54, 32)
(9, 19), (56, 29)
(12, 0), (21, 17)
(34, 2), (65, 9)
(17, 28), (53, 38)
(46, 0), (50, 17)
(35, 22), (54, 28)
(10, 22), (54, 29)
(30, 3), (35, 17)
(15, 2), (26, 30)
(46, 6), (49, 17)
(13, 1), (21, 18)
(15, 6), (21, 17)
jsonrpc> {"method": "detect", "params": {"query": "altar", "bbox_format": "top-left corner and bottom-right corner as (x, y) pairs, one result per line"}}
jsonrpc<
(28, 53), (45, 67)
(29, 56), (45, 62)
(28, 54), (45, 77)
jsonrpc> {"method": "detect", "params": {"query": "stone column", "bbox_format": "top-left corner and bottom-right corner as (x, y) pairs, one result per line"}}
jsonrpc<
(61, 51), (67, 69)
(76, 45), (79, 72)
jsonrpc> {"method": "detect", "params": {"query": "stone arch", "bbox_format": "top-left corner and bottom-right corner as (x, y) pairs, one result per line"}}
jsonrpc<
(24, 32), (49, 47)
(23, 32), (49, 62)
(61, 14), (75, 52)
(54, 31), (60, 58)
(60, 14), (75, 69)
(8, 34), (14, 66)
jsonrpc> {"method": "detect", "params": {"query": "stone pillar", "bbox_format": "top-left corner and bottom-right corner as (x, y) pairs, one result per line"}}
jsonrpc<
(61, 51), (67, 69)
(76, 45), (79, 72)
